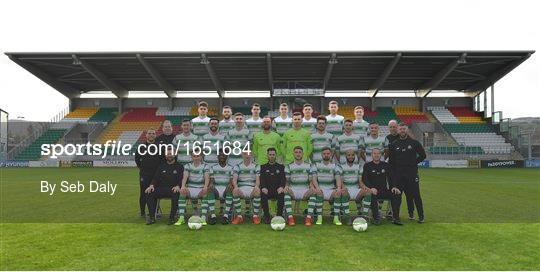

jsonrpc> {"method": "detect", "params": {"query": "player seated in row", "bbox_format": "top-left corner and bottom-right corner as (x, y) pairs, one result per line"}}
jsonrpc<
(176, 152), (215, 226)
(209, 151), (234, 225)
(231, 151), (262, 224)
(283, 146), (318, 226)
(311, 147), (344, 225)
(339, 150), (372, 225)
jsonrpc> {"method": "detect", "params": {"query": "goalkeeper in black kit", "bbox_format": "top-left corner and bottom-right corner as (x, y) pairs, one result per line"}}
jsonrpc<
(388, 123), (427, 223)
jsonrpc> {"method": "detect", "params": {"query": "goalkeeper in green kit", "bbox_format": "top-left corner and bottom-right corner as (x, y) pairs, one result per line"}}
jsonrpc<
(253, 116), (283, 165)
(282, 112), (312, 165)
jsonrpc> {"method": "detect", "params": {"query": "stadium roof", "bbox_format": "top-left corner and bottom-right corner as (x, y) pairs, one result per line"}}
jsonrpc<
(5, 51), (534, 99)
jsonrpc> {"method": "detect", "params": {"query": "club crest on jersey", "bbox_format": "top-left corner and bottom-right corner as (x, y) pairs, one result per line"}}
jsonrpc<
(382, 169), (385, 173)
(173, 170), (177, 174)
(408, 145), (412, 149)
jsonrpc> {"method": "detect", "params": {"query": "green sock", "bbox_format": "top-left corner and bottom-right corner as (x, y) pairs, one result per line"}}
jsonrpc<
(224, 194), (233, 218)
(253, 197), (261, 216)
(307, 195), (316, 216)
(342, 196), (350, 215)
(284, 194), (293, 217)
(178, 196), (187, 217)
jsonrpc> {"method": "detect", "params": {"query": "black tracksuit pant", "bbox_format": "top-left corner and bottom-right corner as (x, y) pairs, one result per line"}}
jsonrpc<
(261, 189), (285, 217)
(394, 169), (424, 218)
(371, 189), (402, 220)
(139, 174), (153, 215)
(147, 187), (180, 220)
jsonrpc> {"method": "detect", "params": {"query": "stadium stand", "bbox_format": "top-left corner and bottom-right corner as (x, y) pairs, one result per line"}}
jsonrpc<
(394, 106), (429, 126)
(14, 129), (66, 160)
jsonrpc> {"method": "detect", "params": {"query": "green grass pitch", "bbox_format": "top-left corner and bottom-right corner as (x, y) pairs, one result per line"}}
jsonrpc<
(1, 168), (539, 270)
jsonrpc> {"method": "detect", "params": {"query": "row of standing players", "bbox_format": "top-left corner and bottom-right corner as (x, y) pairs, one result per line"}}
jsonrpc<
(135, 101), (426, 226)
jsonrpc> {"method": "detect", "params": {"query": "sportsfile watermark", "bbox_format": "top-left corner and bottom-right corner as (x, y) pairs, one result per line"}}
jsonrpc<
(41, 140), (251, 159)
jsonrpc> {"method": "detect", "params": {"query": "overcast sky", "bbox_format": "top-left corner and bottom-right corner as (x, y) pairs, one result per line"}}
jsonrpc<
(1, 0), (538, 121)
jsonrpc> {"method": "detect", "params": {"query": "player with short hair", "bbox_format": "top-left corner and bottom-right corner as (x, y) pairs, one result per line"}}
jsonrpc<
(274, 103), (292, 136)
(352, 106), (370, 136)
(226, 113), (251, 166)
(201, 118), (226, 166)
(310, 116), (335, 164)
(282, 112), (312, 165)
(176, 152), (213, 225)
(325, 100), (345, 137)
(284, 146), (317, 226)
(311, 147), (343, 225)
(253, 116), (282, 165)
(301, 103), (317, 133)
(174, 120), (200, 165)
(219, 105), (235, 136)
(246, 103), (264, 138)
(339, 150), (371, 225)
(232, 151), (262, 224)
(191, 101), (211, 137)
(334, 119), (364, 164)
(384, 119), (399, 160)
(209, 151), (235, 224)
(364, 123), (386, 162)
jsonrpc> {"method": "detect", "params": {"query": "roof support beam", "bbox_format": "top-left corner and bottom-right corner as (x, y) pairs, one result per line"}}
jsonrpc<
(73, 55), (128, 98)
(266, 53), (274, 95)
(464, 53), (532, 92)
(201, 54), (224, 97)
(7, 55), (80, 99)
(368, 53), (401, 97)
(416, 53), (466, 98)
(323, 53), (337, 91)
(136, 54), (177, 98)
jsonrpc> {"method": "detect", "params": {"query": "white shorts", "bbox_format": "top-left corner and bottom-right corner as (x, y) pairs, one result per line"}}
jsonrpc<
(188, 187), (203, 199)
(290, 187), (310, 200)
(215, 186), (227, 199)
(347, 187), (362, 199)
(321, 188), (336, 201)
(238, 186), (254, 199)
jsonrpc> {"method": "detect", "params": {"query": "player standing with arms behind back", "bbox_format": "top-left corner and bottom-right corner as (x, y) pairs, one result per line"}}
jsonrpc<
(325, 100), (344, 137)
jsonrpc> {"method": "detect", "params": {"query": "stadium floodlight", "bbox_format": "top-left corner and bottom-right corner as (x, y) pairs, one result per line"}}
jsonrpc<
(80, 91), (117, 98)
(127, 91), (168, 98)
(324, 91), (370, 97)
(376, 90), (417, 97)
(223, 91), (270, 98)
(176, 91), (219, 98)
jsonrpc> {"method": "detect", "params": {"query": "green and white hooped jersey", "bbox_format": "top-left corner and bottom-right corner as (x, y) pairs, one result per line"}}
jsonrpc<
(340, 163), (362, 188)
(335, 133), (364, 156)
(191, 116), (211, 137)
(353, 119), (370, 136)
(201, 132), (226, 164)
(325, 114), (344, 136)
(226, 128), (251, 160)
(174, 133), (200, 165)
(246, 117), (263, 137)
(210, 163), (234, 187)
(363, 135), (386, 157)
(311, 162), (342, 189)
(311, 131), (334, 163)
(301, 118), (317, 133)
(184, 163), (208, 188)
(273, 116), (292, 136)
(233, 162), (259, 187)
(285, 162), (312, 189)
(218, 119), (235, 136)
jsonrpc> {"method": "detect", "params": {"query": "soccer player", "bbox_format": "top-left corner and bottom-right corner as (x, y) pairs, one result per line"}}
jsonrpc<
(362, 148), (402, 225)
(209, 152), (235, 224)
(191, 101), (211, 137)
(219, 105), (235, 136)
(388, 123), (426, 223)
(259, 148), (286, 224)
(311, 147), (343, 225)
(384, 120), (399, 159)
(284, 146), (317, 226)
(246, 103), (264, 138)
(334, 119), (364, 164)
(135, 128), (161, 217)
(339, 150), (371, 225)
(226, 113), (251, 166)
(144, 147), (183, 225)
(201, 118), (226, 166)
(310, 116), (334, 164)
(232, 151), (262, 224)
(173, 120), (200, 165)
(363, 123), (386, 162)
(253, 116), (282, 165)
(325, 100), (344, 137)
(352, 106), (369, 136)
(274, 103), (292, 136)
(176, 152), (213, 225)
(282, 112), (312, 165)
(301, 103), (317, 133)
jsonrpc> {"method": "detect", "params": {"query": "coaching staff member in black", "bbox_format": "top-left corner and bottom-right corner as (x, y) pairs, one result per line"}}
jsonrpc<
(362, 148), (403, 225)
(135, 128), (161, 217)
(259, 147), (286, 224)
(144, 147), (183, 225)
(388, 123), (427, 223)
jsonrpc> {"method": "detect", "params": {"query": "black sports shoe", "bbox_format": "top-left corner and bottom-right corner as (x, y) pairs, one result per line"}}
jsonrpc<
(263, 215), (272, 224)
(392, 220), (403, 226)
(344, 215), (353, 226)
(221, 216), (229, 225)
(146, 218), (156, 225)
(418, 216), (425, 224)
(408, 213), (415, 220)
(208, 215), (217, 225)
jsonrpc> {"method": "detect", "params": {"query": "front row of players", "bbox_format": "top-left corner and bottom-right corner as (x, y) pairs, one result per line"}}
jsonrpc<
(144, 145), (403, 226)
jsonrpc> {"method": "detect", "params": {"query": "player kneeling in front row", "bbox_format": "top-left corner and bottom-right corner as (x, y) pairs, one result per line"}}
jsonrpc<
(339, 150), (372, 225)
(311, 147), (344, 225)
(231, 151), (262, 224)
(284, 146), (318, 226)
(209, 151), (234, 225)
(176, 152), (215, 226)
